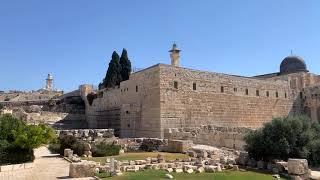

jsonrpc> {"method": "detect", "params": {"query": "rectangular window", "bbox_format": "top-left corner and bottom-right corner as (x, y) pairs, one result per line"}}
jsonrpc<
(193, 83), (196, 90)
(136, 85), (138, 92)
(234, 87), (237, 92)
(266, 91), (269, 97)
(174, 81), (178, 89)
(285, 92), (287, 98)
(300, 92), (303, 99)
(245, 89), (249, 95)
(276, 91), (279, 98)
(256, 90), (260, 96)
(221, 86), (224, 93)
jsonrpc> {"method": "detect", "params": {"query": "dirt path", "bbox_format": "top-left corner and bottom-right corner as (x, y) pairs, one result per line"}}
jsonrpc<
(0, 146), (94, 180)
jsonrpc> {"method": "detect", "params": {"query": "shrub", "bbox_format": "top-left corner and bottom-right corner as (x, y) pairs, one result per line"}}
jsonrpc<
(48, 142), (61, 154)
(58, 135), (87, 156)
(244, 115), (320, 165)
(0, 115), (55, 165)
(59, 135), (77, 155)
(71, 140), (86, 156)
(91, 142), (120, 157)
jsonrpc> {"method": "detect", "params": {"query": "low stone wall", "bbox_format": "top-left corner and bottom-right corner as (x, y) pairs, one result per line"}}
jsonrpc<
(57, 129), (115, 141)
(0, 162), (34, 172)
(164, 125), (253, 150)
(116, 138), (168, 152)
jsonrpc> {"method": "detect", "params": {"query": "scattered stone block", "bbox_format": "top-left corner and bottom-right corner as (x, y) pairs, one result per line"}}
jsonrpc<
(174, 168), (183, 173)
(272, 174), (280, 179)
(217, 164), (222, 172)
(69, 161), (97, 178)
(165, 173), (174, 179)
(196, 167), (205, 173)
(186, 168), (194, 174)
(157, 154), (165, 163)
(204, 165), (216, 173)
(288, 159), (308, 175)
(166, 168), (173, 173)
(64, 148), (73, 158)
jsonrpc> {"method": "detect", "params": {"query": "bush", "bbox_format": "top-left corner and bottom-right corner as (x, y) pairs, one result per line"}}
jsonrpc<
(58, 135), (87, 156)
(71, 140), (86, 156)
(48, 142), (61, 154)
(91, 142), (120, 157)
(59, 135), (77, 155)
(0, 115), (55, 165)
(244, 115), (320, 165)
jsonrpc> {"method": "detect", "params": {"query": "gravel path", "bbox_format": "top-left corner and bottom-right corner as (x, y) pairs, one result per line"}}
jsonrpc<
(0, 146), (95, 180)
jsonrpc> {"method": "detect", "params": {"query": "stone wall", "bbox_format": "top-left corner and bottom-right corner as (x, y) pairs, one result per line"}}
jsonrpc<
(83, 64), (161, 138)
(82, 63), (319, 139)
(164, 125), (251, 150)
(159, 64), (296, 137)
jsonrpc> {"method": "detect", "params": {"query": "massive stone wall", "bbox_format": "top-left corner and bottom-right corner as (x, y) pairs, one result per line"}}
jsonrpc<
(83, 65), (161, 138)
(164, 125), (252, 150)
(159, 64), (296, 137)
(83, 63), (318, 140)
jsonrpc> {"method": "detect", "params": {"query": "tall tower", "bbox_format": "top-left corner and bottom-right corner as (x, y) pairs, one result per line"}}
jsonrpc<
(169, 43), (181, 67)
(45, 74), (53, 91)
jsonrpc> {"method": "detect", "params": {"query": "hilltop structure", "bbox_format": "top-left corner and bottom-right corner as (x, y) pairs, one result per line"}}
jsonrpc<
(79, 44), (320, 140)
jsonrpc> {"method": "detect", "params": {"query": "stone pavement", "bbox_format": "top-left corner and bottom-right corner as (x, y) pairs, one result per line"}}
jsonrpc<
(0, 146), (95, 180)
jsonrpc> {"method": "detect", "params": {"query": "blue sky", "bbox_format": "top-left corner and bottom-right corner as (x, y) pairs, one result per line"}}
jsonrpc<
(0, 0), (319, 92)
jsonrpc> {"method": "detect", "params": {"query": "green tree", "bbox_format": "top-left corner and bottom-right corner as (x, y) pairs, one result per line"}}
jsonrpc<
(244, 115), (320, 165)
(101, 51), (122, 89)
(0, 115), (56, 164)
(119, 48), (132, 81)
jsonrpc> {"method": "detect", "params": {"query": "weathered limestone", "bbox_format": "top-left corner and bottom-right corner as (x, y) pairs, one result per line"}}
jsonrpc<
(165, 139), (193, 153)
(69, 161), (97, 178)
(64, 149), (73, 159)
(287, 159), (309, 175)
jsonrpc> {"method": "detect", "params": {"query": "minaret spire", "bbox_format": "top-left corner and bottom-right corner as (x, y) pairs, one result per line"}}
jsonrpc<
(169, 43), (181, 67)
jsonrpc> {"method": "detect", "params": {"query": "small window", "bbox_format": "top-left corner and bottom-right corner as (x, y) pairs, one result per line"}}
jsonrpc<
(276, 91), (279, 98)
(193, 83), (196, 90)
(126, 111), (130, 114)
(300, 92), (303, 99)
(256, 90), (260, 96)
(266, 91), (269, 97)
(245, 89), (249, 95)
(234, 87), (237, 92)
(127, 88), (128, 91)
(136, 85), (138, 92)
(221, 86), (224, 93)
(174, 81), (178, 89)
(127, 124), (130, 128)
(285, 92), (287, 98)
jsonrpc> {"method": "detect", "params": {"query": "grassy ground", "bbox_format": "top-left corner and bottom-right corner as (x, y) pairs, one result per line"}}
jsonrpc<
(83, 152), (189, 164)
(97, 169), (285, 180)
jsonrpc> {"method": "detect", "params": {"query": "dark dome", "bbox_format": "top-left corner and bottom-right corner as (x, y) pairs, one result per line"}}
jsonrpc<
(280, 56), (308, 74)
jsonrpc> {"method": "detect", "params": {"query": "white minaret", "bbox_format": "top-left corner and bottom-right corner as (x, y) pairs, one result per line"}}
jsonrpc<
(169, 43), (181, 67)
(45, 74), (53, 91)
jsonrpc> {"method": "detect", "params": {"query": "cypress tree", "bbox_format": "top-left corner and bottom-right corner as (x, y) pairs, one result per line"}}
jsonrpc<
(119, 48), (132, 81)
(102, 51), (122, 88)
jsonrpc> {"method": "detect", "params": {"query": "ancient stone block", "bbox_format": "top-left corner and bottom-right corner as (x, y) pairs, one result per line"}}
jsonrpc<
(287, 159), (308, 175)
(69, 161), (97, 178)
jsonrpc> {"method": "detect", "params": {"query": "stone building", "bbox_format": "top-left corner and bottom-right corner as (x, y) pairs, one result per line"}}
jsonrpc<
(80, 44), (320, 140)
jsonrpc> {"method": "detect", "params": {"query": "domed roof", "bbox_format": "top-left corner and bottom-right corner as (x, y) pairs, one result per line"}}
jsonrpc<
(280, 55), (308, 74)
